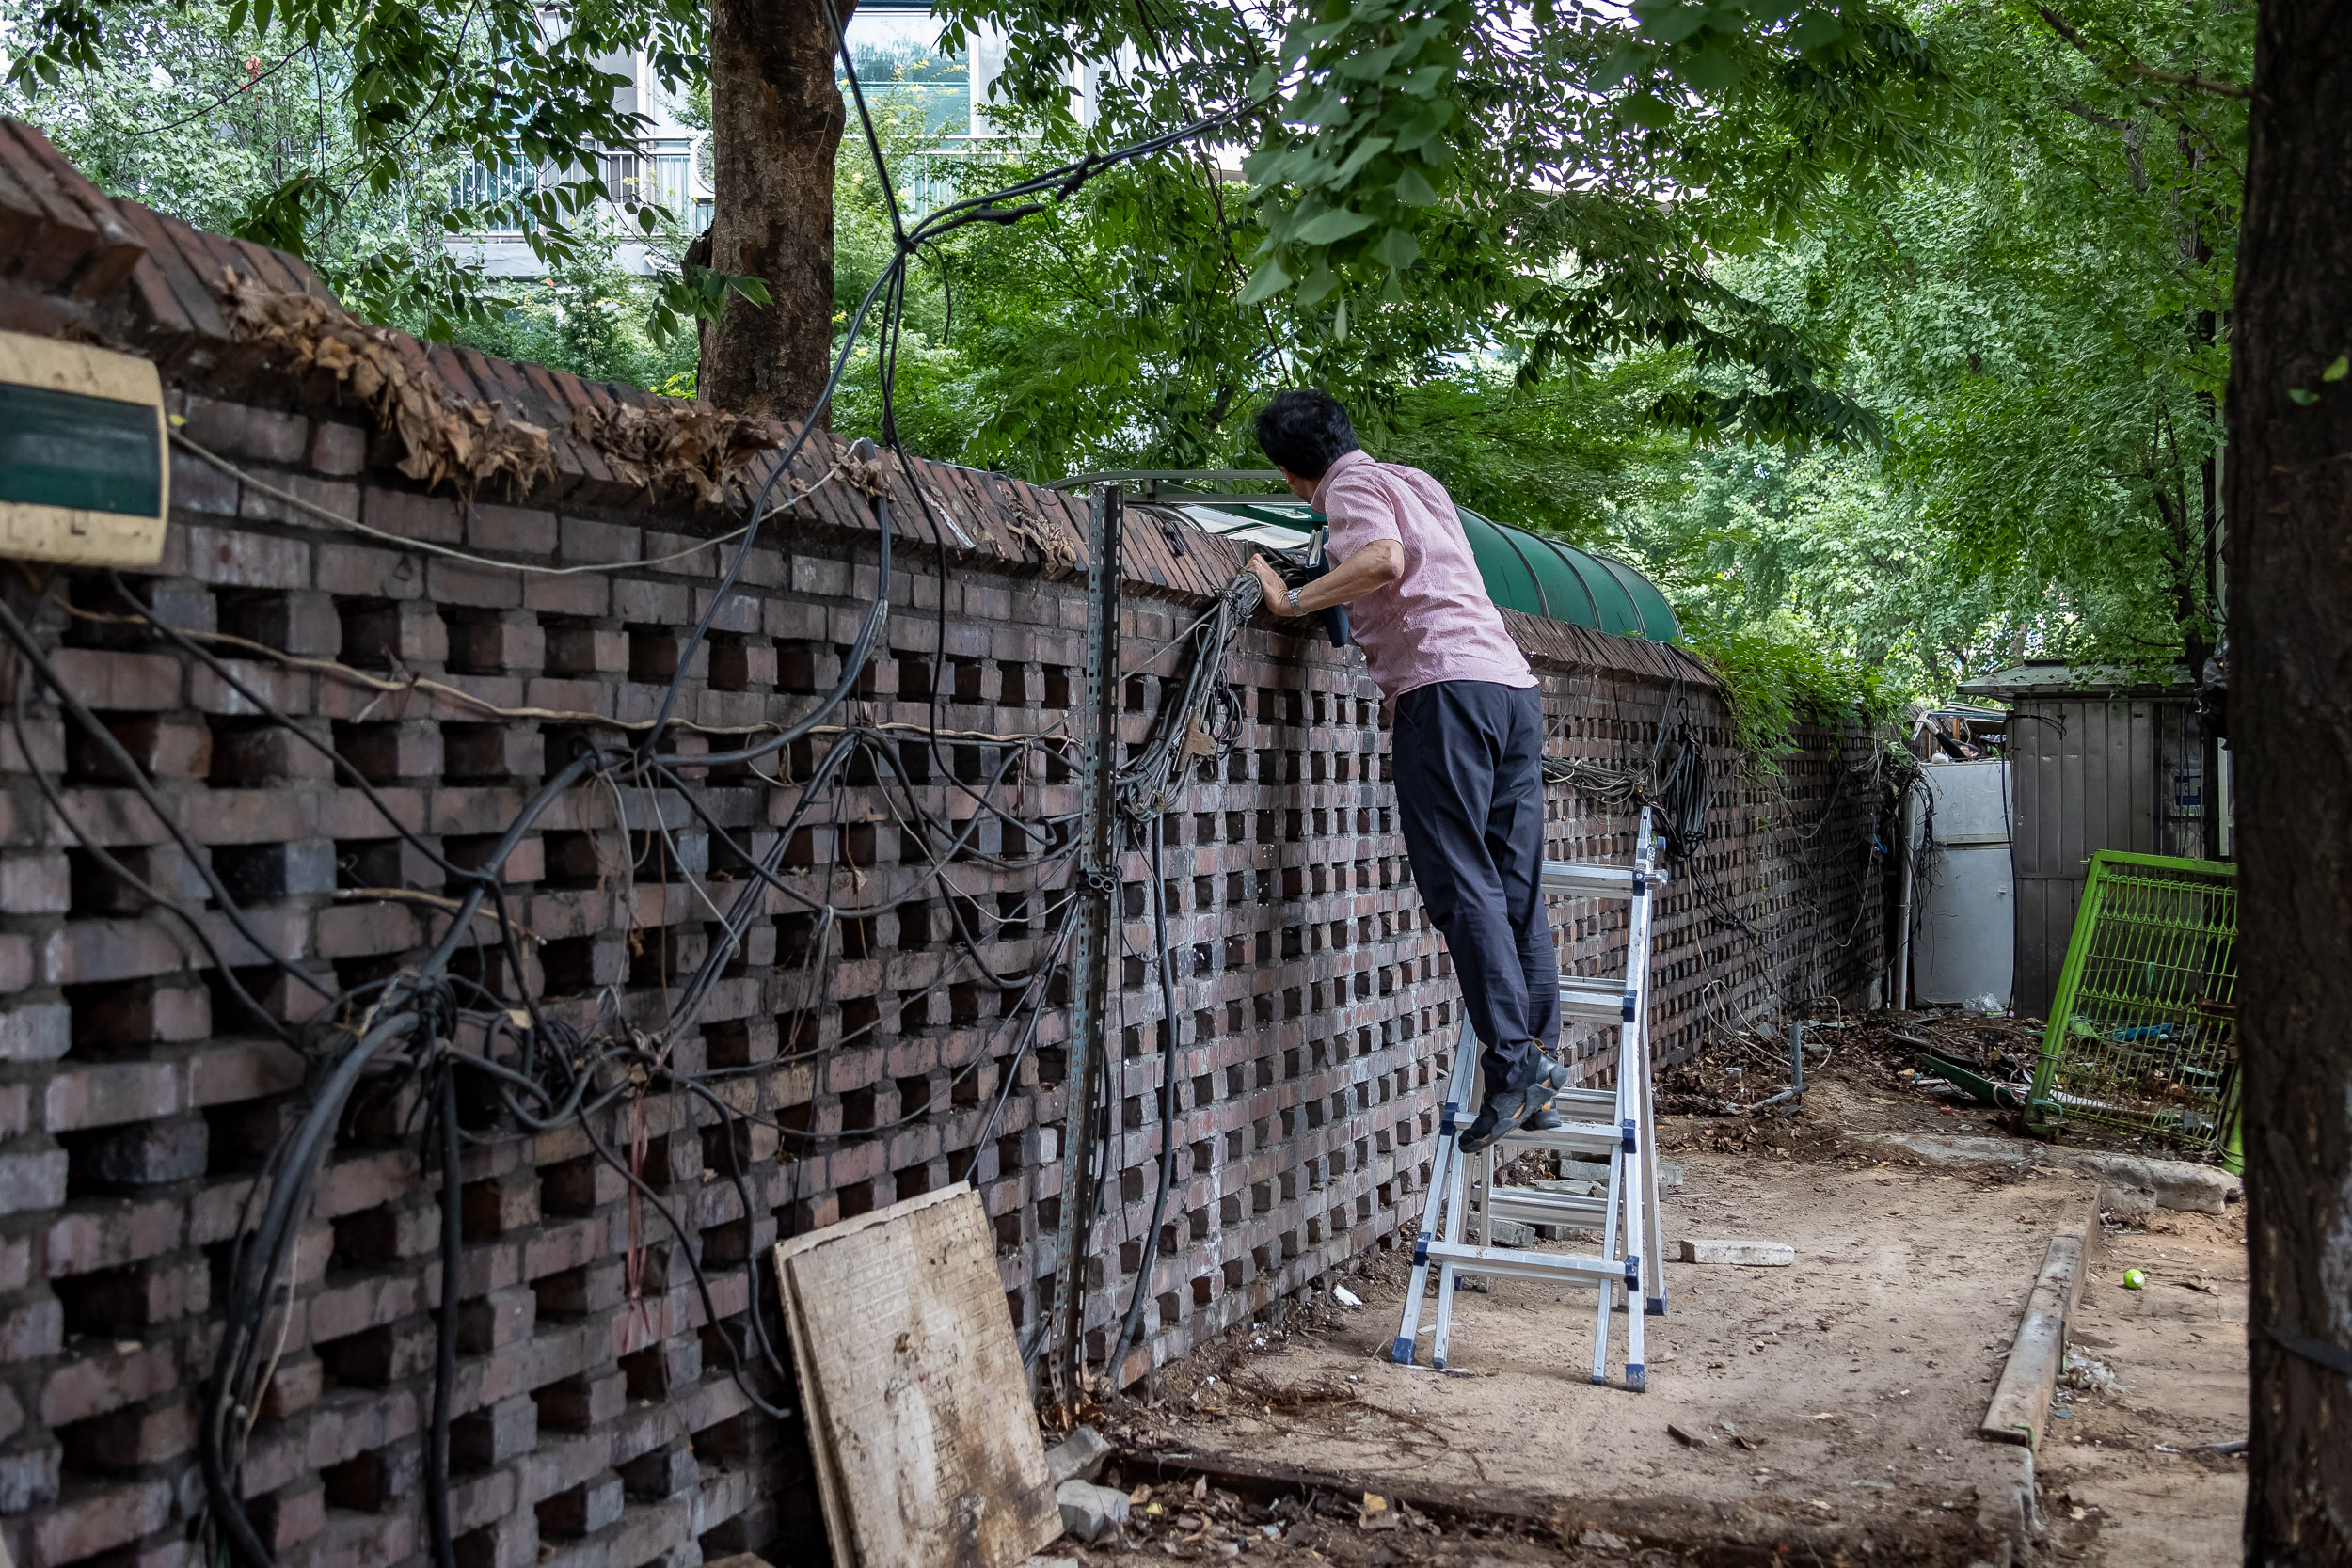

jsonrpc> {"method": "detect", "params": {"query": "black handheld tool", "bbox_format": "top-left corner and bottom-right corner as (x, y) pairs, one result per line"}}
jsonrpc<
(1269, 522), (1350, 649)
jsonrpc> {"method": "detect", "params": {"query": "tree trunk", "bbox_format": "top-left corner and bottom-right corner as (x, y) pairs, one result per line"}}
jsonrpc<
(2225, 3), (2352, 1563)
(702, 0), (852, 421)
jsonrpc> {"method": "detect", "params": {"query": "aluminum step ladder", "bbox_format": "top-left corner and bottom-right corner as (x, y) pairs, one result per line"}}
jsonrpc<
(1390, 805), (1669, 1390)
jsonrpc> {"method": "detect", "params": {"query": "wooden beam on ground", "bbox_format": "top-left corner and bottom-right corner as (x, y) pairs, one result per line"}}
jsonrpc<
(1979, 1198), (2099, 1449)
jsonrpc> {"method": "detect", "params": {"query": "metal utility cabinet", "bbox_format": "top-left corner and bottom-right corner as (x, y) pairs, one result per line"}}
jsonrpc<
(1909, 758), (2015, 1007)
(1957, 662), (2228, 1017)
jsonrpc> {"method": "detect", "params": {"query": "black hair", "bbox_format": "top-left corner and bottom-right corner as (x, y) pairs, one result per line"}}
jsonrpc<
(1253, 388), (1359, 481)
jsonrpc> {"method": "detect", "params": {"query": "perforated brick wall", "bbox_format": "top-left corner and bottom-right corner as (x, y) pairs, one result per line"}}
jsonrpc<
(0, 118), (1891, 1568)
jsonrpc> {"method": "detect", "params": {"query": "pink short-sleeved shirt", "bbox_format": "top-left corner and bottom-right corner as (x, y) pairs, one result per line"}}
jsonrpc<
(1312, 449), (1535, 701)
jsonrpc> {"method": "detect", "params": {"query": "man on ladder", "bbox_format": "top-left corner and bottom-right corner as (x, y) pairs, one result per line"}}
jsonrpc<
(1245, 388), (1567, 1152)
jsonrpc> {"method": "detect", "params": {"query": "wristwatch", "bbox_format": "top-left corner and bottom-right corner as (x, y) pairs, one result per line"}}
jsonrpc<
(1285, 585), (1305, 616)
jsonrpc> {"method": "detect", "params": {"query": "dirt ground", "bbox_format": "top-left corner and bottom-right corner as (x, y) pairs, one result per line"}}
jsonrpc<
(1047, 1012), (2249, 1568)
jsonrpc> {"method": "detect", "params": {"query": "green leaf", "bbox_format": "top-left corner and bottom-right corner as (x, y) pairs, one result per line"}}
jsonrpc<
(1294, 206), (1375, 245)
(1679, 44), (1747, 91)
(1395, 166), (1439, 206)
(1619, 92), (1677, 129)
(2326, 355), (2350, 383)
(1788, 10), (1845, 51)
(1596, 45), (1652, 88)
(1329, 135), (1394, 184)
(2288, 388), (2321, 405)
(1333, 297), (1348, 342)
(1239, 256), (1295, 304)
(1375, 226), (1422, 269)
(1295, 260), (1340, 307)
(1645, 4), (1710, 44)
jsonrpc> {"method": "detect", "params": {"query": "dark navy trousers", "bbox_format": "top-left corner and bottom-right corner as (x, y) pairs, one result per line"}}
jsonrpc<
(1391, 680), (1560, 1100)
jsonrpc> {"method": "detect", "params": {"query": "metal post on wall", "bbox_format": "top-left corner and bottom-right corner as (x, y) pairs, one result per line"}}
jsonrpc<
(1051, 483), (1120, 1409)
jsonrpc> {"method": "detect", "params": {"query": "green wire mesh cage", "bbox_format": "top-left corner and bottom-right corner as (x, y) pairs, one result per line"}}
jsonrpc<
(2026, 851), (2241, 1171)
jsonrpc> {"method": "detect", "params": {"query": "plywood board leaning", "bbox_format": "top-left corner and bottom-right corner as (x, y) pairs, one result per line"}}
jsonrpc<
(773, 1184), (1061, 1568)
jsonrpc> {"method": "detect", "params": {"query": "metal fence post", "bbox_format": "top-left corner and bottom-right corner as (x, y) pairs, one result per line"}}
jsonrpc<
(1052, 483), (1120, 1408)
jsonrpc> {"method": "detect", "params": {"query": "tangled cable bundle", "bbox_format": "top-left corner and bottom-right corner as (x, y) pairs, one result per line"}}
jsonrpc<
(0, 19), (1283, 1565)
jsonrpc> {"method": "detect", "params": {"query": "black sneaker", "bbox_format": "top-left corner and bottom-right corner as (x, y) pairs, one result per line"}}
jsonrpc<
(1459, 1058), (1570, 1153)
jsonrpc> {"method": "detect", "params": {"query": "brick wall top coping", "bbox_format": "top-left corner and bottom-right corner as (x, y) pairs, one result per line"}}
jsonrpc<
(0, 114), (1710, 694)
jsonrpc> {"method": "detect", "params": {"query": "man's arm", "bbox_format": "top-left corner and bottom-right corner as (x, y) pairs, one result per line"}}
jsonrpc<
(1248, 540), (1404, 618)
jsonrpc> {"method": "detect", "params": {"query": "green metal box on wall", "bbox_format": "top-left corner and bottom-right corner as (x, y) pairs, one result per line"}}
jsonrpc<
(0, 328), (170, 568)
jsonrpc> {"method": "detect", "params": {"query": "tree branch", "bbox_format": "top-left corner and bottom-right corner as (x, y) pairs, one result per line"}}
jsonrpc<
(2034, 5), (2249, 100)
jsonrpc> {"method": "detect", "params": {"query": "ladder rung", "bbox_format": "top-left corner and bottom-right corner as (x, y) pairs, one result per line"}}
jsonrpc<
(1560, 974), (1633, 1023)
(1422, 1241), (1626, 1286)
(1551, 1088), (1614, 1115)
(1541, 860), (1670, 898)
(1485, 1190), (1609, 1222)
(1500, 1121), (1623, 1155)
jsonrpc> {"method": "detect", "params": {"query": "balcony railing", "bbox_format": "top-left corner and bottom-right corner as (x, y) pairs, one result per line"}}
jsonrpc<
(451, 142), (700, 235)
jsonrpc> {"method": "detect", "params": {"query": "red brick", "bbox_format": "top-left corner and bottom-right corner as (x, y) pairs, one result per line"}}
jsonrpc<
(166, 450), (238, 517)
(0, 1006), (67, 1067)
(310, 420), (368, 475)
(48, 649), (181, 712)
(361, 486), (463, 546)
(181, 521), (310, 589)
(340, 602), (446, 668)
(0, 1296), (62, 1362)
(535, 1473), (623, 1539)
(312, 901), (422, 959)
(257, 1353), (321, 1421)
(0, 123), (103, 289)
(427, 556), (524, 610)
(523, 572), (610, 618)
(30, 1478), (170, 1568)
(458, 1285), (536, 1353)
(204, 723), (333, 783)
(246, 1481), (326, 1554)
(87, 715), (211, 778)
(543, 626), (627, 675)
(71, 982), (211, 1048)
(469, 503), (558, 556)
(45, 1196), (185, 1278)
(558, 517), (639, 565)
(187, 1039), (304, 1105)
(334, 721), (442, 782)
(0, 853), (68, 913)
(448, 616), (545, 673)
(42, 919), (189, 986)
(462, 1170), (540, 1237)
(59, 1399), (194, 1472)
(315, 541), (423, 599)
(56, 1254), (206, 1330)
(181, 395), (305, 466)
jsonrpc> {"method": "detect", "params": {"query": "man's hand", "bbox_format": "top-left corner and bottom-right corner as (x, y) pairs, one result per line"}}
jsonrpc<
(1248, 553), (1298, 615)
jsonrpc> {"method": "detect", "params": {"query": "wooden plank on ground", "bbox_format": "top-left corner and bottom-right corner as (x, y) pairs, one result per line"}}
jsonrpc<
(774, 1184), (1060, 1568)
(1979, 1200), (2098, 1449)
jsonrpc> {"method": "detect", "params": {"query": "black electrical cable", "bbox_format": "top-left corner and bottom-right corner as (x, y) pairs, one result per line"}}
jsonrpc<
(92, 26), (1284, 1564)
(427, 1066), (461, 1568)
(0, 592), (330, 1002)
(1105, 812), (1181, 1384)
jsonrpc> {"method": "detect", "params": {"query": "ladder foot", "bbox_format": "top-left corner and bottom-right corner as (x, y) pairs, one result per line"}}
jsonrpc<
(1390, 1337), (1415, 1366)
(1645, 1296), (1667, 1317)
(1626, 1363), (1646, 1392)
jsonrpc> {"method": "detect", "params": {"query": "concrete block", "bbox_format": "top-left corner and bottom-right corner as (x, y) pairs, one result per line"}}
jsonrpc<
(1042, 1426), (1112, 1488)
(1056, 1480), (1126, 1543)
(1677, 1239), (1794, 1266)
